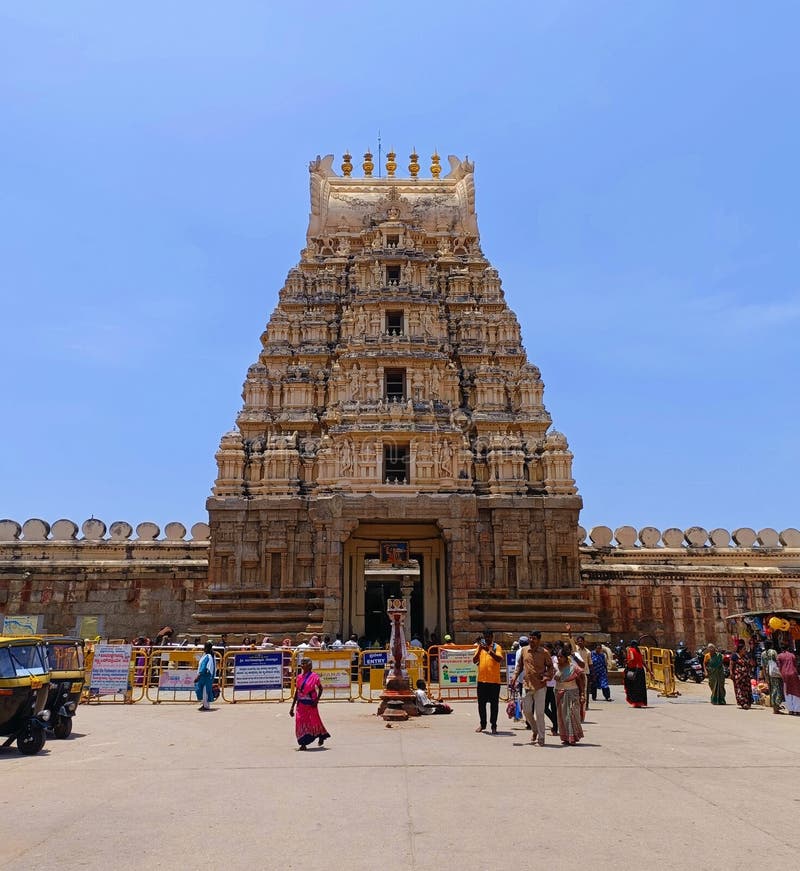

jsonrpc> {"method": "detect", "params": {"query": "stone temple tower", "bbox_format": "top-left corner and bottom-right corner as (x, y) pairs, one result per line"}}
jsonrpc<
(197, 150), (597, 641)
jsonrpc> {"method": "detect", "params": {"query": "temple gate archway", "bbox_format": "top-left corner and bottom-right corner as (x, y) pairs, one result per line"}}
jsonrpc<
(343, 522), (445, 643)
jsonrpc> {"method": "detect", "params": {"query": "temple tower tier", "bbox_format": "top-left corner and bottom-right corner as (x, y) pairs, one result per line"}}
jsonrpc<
(199, 152), (592, 640)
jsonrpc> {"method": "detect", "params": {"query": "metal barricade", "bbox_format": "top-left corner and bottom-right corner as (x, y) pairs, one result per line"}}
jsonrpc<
(221, 648), (290, 703)
(359, 650), (390, 702)
(145, 647), (222, 704)
(358, 648), (428, 702)
(433, 645), (479, 701)
(641, 646), (678, 697)
(83, 643), (146, 704)
(291, 649), (359, 701)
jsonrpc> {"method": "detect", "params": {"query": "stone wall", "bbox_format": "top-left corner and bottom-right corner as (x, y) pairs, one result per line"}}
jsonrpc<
(580, 525), (800, 648)
(2, 517), (798, 647)
(0, 518), (210, 639)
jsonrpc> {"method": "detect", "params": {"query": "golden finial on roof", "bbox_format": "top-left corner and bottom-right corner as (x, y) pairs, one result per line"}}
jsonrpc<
(430, 151), (441, 178)
(362, 150), (374, 177)
(386, 148), (397, 178)
(341, 151), (353, 177)
(409, 148), (420, 178)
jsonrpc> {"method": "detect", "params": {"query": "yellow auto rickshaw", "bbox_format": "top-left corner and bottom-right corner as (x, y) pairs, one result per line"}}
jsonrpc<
(42, 637), (85, 739)
(0, 636), (51, 754)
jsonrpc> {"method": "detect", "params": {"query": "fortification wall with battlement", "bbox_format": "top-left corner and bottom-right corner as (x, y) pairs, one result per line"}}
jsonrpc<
(0, 518), (210, 639)
(579, 525), (800, 649)
(1, 517), (798, 646)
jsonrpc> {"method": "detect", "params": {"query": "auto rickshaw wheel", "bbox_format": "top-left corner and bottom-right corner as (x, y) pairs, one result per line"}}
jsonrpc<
(17, 726), (46, 755)
(53, 716), (73, 739)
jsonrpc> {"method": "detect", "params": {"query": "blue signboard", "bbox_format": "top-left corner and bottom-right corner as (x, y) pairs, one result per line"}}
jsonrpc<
(362, 652), (388, 669)
(233, 652), (283, 690)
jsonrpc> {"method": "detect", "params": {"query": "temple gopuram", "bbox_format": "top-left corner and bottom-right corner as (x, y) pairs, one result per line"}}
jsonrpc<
(1, 151), (798, 647)
(199, 150), (597, 641)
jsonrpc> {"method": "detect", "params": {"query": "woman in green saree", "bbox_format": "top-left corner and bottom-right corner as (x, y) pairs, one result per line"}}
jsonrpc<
(705, 644), (726, 705)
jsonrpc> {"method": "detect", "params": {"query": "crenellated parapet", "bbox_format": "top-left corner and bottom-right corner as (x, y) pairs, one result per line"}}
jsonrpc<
(0, 518), (210, 543)
(578, 523), (800, 651)
(0, 518), (211, 641)
(578, 524), (800, 550)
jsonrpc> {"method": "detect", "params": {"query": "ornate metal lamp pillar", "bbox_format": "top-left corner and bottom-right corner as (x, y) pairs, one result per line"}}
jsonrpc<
(377, 596), (419, 720)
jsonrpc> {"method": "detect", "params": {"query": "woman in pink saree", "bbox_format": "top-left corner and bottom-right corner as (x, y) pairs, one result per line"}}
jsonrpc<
(289, 657), (331, 749)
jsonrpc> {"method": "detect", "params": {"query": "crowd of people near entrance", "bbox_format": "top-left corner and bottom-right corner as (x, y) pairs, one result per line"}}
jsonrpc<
(106, 620), (800, 751)
(469, 628), (651, 748)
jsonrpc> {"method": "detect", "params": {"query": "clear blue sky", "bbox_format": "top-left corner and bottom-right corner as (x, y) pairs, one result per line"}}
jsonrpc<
(1, 3), (798, 534)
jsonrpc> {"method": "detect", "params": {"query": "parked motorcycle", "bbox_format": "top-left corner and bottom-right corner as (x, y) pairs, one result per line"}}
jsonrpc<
(675, 646), (704, 683)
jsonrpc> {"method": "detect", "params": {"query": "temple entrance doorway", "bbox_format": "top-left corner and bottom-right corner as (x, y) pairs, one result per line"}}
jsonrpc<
(362, 558), (424, 645)
(364, 579), (401, 645)
(343, 523), (445, 645)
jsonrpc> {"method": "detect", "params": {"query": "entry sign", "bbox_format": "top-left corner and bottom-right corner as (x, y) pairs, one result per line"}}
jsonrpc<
(363, 652), (388, 669)
(234, 652), (283, 691)
(90, 644), (132, 696)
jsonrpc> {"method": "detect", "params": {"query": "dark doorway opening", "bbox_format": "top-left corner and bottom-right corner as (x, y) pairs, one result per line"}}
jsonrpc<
(362, 553), (425, 646)
(364, 581), (400, 646)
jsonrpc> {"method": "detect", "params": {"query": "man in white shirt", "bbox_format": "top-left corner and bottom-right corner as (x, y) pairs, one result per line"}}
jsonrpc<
(414, 679), (452, 715)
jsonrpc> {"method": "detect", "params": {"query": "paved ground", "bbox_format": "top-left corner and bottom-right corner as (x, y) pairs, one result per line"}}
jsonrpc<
(1, 679), (798, 871)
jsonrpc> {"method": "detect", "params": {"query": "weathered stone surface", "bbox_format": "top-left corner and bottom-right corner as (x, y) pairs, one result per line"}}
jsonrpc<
(191, 522), (211, 541)
(136, 522), (160, 541)
(661, 527), (683, 547)
(109, 521), (133, 541)
(780, 528), (800, 547)
(757, 527), (780, 548)
(164, 522), (186, 541)
(639, 527), (661, 547)
(684, 526), (708, 547)
(709, 527), (730, 547)
(51, 519), (79, 541)
(732, 527), (757, 547)
(614, 526), (637, 548)
(589, 526), (613, 547)
(82, 518), (106, 540)
(0, 520), (21, 542)
(22, 518), (50, 541)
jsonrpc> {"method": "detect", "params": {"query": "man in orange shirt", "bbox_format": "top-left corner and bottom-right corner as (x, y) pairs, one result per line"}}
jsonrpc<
(473, 630), (504, 733)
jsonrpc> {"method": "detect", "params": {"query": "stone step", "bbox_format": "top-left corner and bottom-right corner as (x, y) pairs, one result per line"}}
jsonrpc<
(203, 589), (317, 603)
(471, 607), (597, 620)
(193, 608), (309, 623)
(195, 598), (315, 614)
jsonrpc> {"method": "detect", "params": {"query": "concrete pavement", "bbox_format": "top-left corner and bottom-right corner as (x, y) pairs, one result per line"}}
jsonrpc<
(1, 680), (797, 871)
